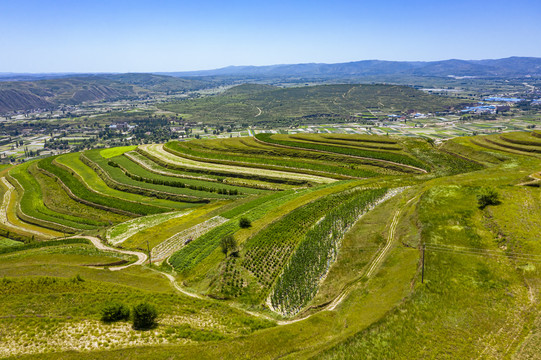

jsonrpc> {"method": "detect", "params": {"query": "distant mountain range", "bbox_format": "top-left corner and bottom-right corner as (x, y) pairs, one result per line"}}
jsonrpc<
(160, 57), (541, 78)
(1, 57), (540, 114)
(0, 74), (215, 114)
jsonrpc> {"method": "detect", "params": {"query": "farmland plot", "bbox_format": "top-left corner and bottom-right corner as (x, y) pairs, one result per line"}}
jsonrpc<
(106, 210), (193, 245)
(140, 144), (335, 184)
(151, 216), (229, 261)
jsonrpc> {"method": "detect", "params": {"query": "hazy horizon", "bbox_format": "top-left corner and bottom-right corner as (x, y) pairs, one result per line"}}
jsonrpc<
(1, 0), (540, 73)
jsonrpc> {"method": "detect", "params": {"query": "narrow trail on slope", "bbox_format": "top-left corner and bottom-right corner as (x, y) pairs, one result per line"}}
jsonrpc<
(276, 193), (417, 325)
(517, 171), (541, 187)
(66, 235), (147, 271)
(72, 190), (418, 325)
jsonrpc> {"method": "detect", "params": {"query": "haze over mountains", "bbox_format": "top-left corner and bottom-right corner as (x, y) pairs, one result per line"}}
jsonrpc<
(161, 57), (541, 78)
(1, 57), (540, 114)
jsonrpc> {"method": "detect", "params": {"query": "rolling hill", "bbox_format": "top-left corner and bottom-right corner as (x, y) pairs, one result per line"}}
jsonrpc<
(159, 83), (466, 125)
(163, 57), (541, 78)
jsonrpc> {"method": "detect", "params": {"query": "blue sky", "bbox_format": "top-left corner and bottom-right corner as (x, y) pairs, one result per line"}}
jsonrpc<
(1, 0), (540, 72)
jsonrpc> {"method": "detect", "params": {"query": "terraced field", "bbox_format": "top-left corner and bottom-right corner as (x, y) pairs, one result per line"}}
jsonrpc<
(459, 131), (541, 158)
(5, 132), (541, 359)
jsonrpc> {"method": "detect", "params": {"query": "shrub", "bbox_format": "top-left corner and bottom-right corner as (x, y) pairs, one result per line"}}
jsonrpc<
(477, 188), (500, 209)
(101, 303), (130, 323)
(239, 217), (251, 228)
(220, 235), (237, 256)
(132, 302), (158, 330)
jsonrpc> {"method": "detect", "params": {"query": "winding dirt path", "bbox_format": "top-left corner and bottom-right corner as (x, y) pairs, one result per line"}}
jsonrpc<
(517, 171), (541, 186)
(70, 236), (147, 271)
(70, 189), (417, 326)
(276, 191), (416, 325)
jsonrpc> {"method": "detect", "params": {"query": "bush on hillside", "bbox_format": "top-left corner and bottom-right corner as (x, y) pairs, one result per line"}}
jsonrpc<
(477, 188), (500, 209)
(239, 217), (251, 228)
(132, 302), (158, 330)
(101, 302), (130, 323)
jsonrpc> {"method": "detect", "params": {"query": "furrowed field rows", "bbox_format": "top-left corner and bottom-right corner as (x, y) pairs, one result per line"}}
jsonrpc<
(111, 154), (262, 196)
(81, 150), (216, 203)
(33, 165), (129, 226)
(52, 153), (195, 213)
(126, 150), (298, 191)
(289, 133), (403, 151)
(165, 138), (381, 179)
(319, 133), (399, 144)
(163, 141), (342, 184)
(255, 133), (429, 172)
(107, 210), (193, 245)
(7, 162), (99, 232)
(169, 188), (317, 273)
(469, 136), (538, 157)
(270, 187), (397, 316)
(0, 177), (60, 240)
(233, 137), (404, 177)
(151, 216), (229, 261)
(140, 144), (335, 184)
(242, 188), (365, 296)
(499, 131), (541, 147)
(39, 156), (166, 216)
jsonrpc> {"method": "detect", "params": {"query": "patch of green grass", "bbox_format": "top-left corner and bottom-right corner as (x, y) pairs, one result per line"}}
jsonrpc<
(100, 146), (137, 159)
(0, 237), (22, 248)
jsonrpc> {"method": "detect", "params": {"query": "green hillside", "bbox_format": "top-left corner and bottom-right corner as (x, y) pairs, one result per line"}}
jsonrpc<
(2, 132), (541, 359)
(159, 83), (466, 125)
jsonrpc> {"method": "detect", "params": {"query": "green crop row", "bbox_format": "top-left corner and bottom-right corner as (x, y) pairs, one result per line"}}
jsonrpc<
(166, 139), (378, 179)
(0, 226), (34, 243)
(8, 162), (98, 232)
(319, 133), (398, 144)
(81, 151), (210, 204)
(117, 163), (241, 196)
(169, 189), (312, 273)
(270, 188), (387, 316)
(38, 156), (167, 216)
(242, 188), (357, 294)
(128, 150), (295, 191)
(255, 133), (429, 171)
(499, 132), (541, 147)
(485, 138), (541, 154)
(111, 155), (258, 196)
(162, 143), (314, 185)
(289, 134), (402, 151)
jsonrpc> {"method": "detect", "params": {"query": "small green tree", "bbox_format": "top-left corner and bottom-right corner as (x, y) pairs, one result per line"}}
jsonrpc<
(101, 302), (130, 323)
(220, 235), (237, 256)
(239, 217), (251, 228)
(477, 188), (500, 209)
(132, 302), (158, 330)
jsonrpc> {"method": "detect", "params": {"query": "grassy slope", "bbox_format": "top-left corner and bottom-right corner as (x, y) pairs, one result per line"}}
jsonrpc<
(5, 134), (541, 359)
(158, 84), (463, 125)
(55, 153), (197, 211)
